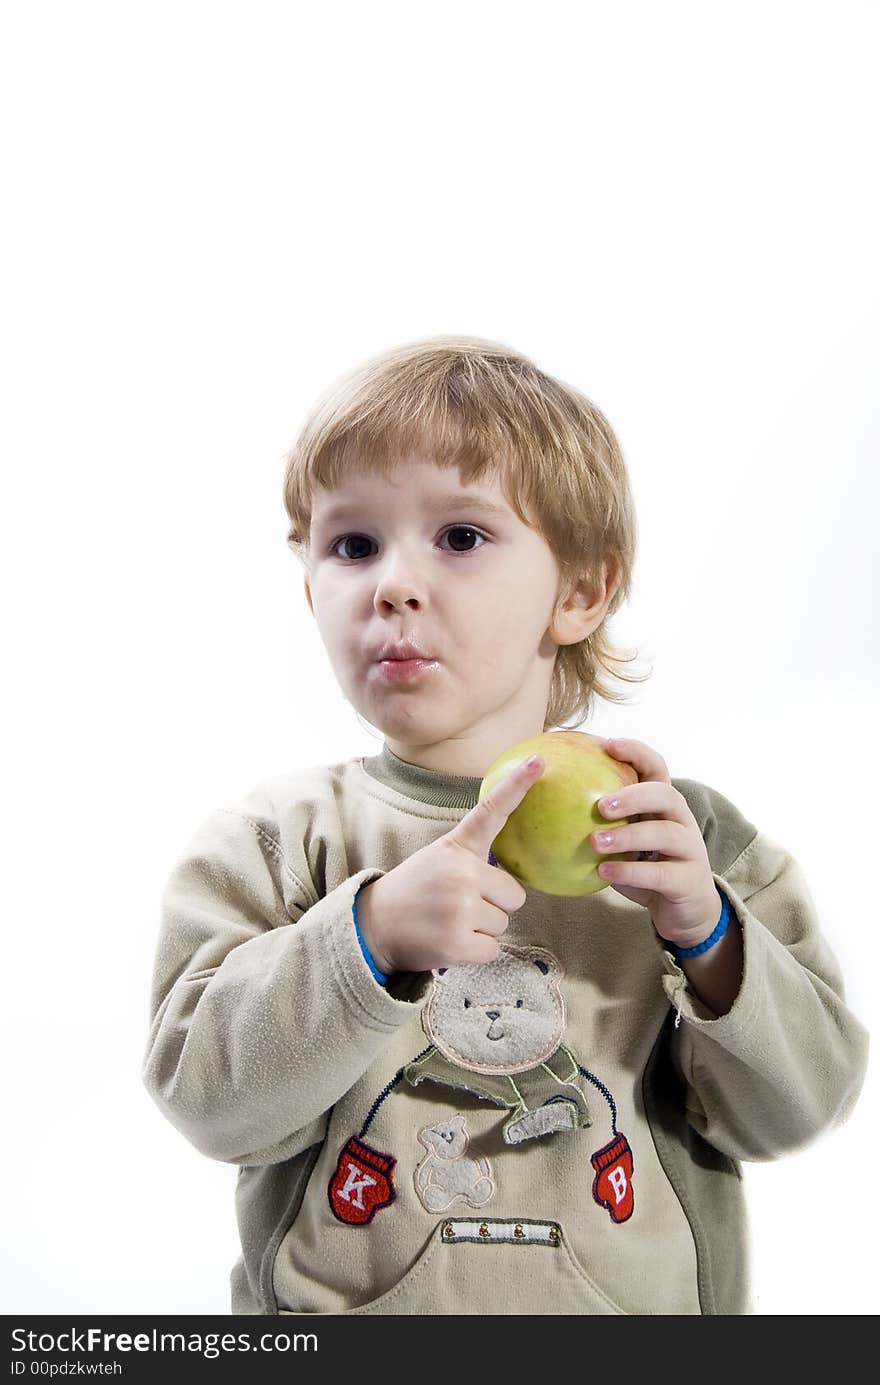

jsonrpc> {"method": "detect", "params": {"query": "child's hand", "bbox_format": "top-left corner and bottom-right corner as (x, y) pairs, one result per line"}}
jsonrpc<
(591, 737), (722, 950)
(355, 754), (545, 975)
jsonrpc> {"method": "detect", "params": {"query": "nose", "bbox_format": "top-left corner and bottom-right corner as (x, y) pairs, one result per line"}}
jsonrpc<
(485, 1010), (500, 1021)
(372, 544), (426, 616)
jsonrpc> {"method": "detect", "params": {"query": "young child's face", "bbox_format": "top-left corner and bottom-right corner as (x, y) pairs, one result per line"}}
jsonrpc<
(303, 455), (596, 772)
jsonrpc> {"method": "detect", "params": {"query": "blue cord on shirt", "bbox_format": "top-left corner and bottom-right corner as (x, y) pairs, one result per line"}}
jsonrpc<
(353, 886), (391, 985)
(667, 886), (731, 958)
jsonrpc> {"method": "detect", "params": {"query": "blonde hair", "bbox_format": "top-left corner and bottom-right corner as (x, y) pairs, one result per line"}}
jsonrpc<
(282, 334), (650, 730)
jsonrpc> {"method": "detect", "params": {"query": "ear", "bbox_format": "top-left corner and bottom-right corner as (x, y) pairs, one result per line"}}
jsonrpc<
(523, 945), (564, 984)
(549, 558), (621, 648)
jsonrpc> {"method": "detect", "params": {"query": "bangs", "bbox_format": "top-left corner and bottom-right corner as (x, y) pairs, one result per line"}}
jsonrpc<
(284, 357), (552, 548)
(307, 408), (504, 493)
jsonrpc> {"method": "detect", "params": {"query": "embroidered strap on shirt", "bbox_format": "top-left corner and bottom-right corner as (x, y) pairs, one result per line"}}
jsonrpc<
(440, 1218), (561, 1246)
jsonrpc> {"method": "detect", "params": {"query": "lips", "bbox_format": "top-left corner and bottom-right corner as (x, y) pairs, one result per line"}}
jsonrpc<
(375, 639), (433, 662)
(376, 657), (438, 683)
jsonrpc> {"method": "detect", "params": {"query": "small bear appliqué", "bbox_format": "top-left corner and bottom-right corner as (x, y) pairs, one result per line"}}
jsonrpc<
(413, 1113), (495, 1213)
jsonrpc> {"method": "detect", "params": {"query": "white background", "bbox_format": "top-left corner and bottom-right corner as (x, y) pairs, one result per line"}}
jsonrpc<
(2, 1), (877, 1316)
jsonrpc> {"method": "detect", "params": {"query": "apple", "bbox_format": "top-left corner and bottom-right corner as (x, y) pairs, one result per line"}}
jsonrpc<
(479, 731), (639, 897)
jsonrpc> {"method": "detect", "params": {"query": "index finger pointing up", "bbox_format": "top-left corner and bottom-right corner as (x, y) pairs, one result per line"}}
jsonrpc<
(449, 754), (545, 859)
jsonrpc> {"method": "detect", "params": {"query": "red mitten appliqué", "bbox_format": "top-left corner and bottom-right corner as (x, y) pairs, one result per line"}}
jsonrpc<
(328, 1136), (397, 1225)
(591, 1133), (634, 1223)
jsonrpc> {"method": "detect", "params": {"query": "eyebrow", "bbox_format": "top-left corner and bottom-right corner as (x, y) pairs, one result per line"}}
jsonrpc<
(312, 492), (511, 527)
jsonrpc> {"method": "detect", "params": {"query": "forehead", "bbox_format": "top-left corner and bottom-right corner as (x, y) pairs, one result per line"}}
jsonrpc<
(309, 457), (512, 528)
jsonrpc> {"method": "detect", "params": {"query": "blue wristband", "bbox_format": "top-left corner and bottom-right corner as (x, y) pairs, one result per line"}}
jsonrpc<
(352, 886), (391, 985)
(667, 887), (731, 959)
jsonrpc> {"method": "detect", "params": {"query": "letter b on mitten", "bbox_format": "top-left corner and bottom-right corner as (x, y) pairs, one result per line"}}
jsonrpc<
(591, 1133), (634, 1223)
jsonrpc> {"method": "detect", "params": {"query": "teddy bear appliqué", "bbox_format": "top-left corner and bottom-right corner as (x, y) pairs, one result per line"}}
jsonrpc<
(404, 945), (593, 1145)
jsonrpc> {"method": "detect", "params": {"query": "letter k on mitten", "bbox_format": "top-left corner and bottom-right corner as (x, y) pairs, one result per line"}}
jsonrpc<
(329, 1136), (397, 1225)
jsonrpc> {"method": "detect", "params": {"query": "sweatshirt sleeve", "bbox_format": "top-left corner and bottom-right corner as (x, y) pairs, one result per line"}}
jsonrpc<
(141, 795), (430, 1167)
(659, 790), (869, 1162)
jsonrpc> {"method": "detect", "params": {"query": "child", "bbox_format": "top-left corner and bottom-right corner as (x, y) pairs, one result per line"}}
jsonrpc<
(142, 334), (868, 1315)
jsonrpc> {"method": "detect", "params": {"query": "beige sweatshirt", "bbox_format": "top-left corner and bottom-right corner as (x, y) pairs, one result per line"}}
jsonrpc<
(142, 742), (869, 1315)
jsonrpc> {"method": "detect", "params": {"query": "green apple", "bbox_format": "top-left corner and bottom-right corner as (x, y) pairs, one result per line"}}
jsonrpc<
(479, 731), (639, 897)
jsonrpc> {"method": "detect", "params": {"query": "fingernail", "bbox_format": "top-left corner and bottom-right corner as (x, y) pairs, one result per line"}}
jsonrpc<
(524, 755), (543, 770)
(601, 797), (621, 813)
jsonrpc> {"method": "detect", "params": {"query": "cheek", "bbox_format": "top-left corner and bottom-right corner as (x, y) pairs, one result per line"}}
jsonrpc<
(460, 587), (525, 645)
(309, 581), (361, 640)
(471, 556), (556, 634)
(464, 598), (544, 672)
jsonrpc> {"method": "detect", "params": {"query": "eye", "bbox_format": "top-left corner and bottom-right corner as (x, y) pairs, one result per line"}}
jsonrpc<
(329, 525), (487, 562)
(463, 997), (471, 1009)
(440, 525), (486, 554)
(516, 999), (523, 1008)
(330, 534), (375, 561)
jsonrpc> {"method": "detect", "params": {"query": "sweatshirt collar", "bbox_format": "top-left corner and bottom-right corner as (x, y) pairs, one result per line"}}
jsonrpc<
(361, 741), (483, 811)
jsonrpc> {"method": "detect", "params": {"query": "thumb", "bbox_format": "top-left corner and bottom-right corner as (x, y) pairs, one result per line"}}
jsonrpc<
(450, 754), (545, 860)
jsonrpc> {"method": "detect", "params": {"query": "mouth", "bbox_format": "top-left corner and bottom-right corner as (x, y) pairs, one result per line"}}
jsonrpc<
(376, 657), (440, 683)
(375, 639), (433, 661)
